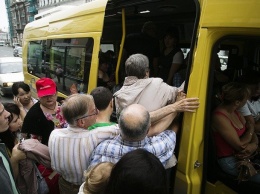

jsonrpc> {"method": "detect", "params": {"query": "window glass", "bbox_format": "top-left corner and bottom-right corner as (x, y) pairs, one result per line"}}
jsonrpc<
(181, 48), (190, 59)
(100, 44), (114, 52)
(217, 50), (229, 71)
(27, 38), (94, 95)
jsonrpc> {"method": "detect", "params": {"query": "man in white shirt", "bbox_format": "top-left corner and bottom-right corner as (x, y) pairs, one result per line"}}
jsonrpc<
(238, 73), (260, 133)
(48, 94), (119, 194)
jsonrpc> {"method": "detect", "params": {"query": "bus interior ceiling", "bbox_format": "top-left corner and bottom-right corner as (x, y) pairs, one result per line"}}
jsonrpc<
(102, 0), (196, 49)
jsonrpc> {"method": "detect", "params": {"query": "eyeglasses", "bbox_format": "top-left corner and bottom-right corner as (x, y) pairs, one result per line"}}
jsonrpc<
(76, 108), (98, 121)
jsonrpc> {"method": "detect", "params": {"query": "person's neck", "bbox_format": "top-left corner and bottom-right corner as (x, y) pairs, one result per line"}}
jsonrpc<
(23, 99), (34, 109)
(41, 102), (57, 112)
(95, 110), (111, 123)
(164, 46), (174, 53)
(219, 103), (237, 114)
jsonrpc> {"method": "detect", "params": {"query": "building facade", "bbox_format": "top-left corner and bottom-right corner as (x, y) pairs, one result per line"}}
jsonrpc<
(5, 0), (38, 46)
(5, 0), (91, 45)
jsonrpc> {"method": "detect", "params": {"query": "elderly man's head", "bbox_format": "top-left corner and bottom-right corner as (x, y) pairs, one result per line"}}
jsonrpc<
(119, 104), (150, 141)
(61, 94), (98, 128)
(125, 54), (150, 79)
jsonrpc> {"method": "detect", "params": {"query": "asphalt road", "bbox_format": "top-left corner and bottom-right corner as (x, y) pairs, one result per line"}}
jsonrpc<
(0, 45), (17, 103)
(0, 45), (14, 57)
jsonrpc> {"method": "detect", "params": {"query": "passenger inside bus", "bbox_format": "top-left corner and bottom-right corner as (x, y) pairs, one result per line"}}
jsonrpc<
(212, 82), (260, 183)
(98, 54), (115, 89)
(120, 21), (160, 81)
(158, 27), (184, 87)
(238, 71), (260, 134)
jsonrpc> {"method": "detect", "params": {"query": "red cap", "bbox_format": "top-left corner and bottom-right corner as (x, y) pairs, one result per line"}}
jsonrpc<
(36, 78), (57, 97)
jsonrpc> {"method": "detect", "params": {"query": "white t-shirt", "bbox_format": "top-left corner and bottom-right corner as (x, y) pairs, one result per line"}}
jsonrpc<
(172, 51), (184, 64)
(239, 99), (260, 121)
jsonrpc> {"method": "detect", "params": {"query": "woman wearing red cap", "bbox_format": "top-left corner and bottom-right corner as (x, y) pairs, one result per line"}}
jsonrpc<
(21, 77), (65, 194)
(21, 77), (66, 145)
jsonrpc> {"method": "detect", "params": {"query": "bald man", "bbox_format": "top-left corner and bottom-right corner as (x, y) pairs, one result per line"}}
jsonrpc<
(89, 104), (176, 168)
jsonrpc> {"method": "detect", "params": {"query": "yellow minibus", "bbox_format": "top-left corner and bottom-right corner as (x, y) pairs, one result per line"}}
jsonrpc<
(22, 0), (260, 193)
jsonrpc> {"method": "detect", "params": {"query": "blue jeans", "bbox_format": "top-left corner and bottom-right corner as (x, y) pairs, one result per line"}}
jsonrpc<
(218, 156), (260, 183)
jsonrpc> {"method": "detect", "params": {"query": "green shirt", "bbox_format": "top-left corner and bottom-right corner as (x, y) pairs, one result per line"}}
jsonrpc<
(88, 122), (116, 130)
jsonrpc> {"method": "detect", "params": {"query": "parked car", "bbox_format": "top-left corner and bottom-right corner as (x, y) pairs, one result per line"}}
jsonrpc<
(0, 57), (24, 96)
(13, 46), (22, 57)
(0, 41), (5, 46)
(12, 43), (21, 48)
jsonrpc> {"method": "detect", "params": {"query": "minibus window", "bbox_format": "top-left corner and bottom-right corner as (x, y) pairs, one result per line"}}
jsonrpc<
(100, 44), (114, 53)
(27, 38), (94, 96)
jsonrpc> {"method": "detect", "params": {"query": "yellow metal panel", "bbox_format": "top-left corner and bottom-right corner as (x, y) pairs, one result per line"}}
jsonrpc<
(24, 0), (108, 40)
(201, 0), (260, 28)
(175, 27), (260, 194)
(205, 181), (237, 194)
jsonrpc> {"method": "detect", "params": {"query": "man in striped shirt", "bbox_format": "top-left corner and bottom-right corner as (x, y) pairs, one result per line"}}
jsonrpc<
(89, 103), (176, 168)
(48, 94), (119, 194)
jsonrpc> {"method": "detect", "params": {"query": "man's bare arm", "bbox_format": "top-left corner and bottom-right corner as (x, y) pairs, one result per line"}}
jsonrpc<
(149, 97), (199, 123)
(148, 98), (199, 136)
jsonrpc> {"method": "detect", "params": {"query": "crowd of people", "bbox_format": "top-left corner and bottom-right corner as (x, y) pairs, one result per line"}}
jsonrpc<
(0, 46), (200, 193)
(0, 20), (259, 194)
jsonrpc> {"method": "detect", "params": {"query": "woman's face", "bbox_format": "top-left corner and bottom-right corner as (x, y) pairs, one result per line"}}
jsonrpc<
(9, 113), (22, 132)
(17, 88), (32, 106)
(99, 63), (109, 72)
(39, 93), (57, 108)
(164, 35), (177, 48)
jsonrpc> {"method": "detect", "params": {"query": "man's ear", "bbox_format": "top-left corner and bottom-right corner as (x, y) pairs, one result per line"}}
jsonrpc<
(77, 119), (85, 128)
(110, 99), (113, 108)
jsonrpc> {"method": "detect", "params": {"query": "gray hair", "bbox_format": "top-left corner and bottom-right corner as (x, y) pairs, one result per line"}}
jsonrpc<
(61, 94), (94, 126)
(119, 104), (150, 140)
(125, 54), (149, 79)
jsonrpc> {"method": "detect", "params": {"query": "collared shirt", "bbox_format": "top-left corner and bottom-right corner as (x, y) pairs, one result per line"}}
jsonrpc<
(48, 124), (119, 185)
(89, 130), (176, 168)
(239, 99), (260, 121)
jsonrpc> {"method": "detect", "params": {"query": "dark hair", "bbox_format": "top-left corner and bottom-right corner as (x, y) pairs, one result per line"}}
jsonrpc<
(4, 103), (20, 123)
(105, 149), (168, 194)
(0, 103), (20, 154)
(90, 87), (113, 111)
(99, 53), (109, 65)
(237, 70), (260, 85)
(12, 82), (30, 96)
(0, 130), (15, 154)
(163, 27), (179, 42)
(222, 82), (250, 104)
